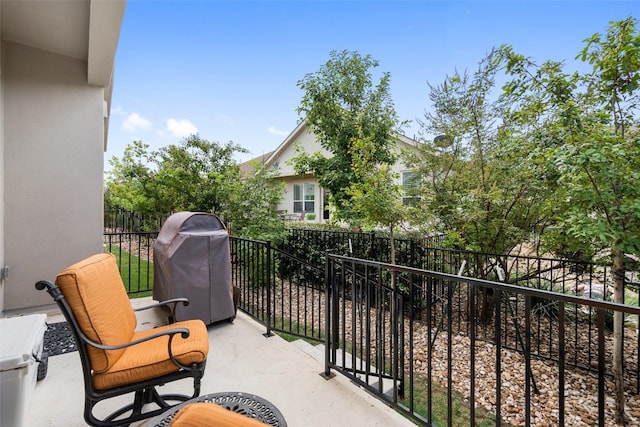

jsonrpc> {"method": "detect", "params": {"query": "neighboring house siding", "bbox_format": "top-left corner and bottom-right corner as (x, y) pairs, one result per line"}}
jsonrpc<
(280, 177), (321, 220)
(262, 121), (419, 224)
(268, 124), (330, 178)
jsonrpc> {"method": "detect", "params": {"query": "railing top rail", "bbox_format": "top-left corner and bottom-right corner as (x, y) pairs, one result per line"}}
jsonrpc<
(328, 253), (640, 314)
(104, 231), (159, 236)
(272, 246), (324, 274)
(229, 236), (268, 245)
(287, 227), (614, 267)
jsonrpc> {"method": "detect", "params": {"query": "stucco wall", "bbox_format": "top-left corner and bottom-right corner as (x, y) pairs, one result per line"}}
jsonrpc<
(0, 40), (5, 311)
(271, 127), (329, 178)
(3, 42), (104, 310)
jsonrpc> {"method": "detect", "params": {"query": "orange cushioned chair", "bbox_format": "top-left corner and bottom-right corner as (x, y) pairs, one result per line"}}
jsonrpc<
(170, 403), (270, 427)
(36, 253), (209, 427)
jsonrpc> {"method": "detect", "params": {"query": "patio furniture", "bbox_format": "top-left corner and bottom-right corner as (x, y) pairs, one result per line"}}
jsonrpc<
(35, 253), (209, 427)
(283, 211), (305, 221)
(147, 392), (287, 426)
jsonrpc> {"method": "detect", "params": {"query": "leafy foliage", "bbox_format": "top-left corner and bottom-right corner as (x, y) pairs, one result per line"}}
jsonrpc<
(153, 135), (246, 215)
(496, 17), (640, 423)
(226, 160), (286, 242)
(105, 141), (159, 215)
(406, 51), (557, 256)
(293, 50), (403, 222)
(105, 135), (284, 239)
(498, 17), (640, 259)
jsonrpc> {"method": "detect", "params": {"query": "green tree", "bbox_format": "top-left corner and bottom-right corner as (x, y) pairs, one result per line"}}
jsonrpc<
(499, 17), (640, 423)
(347, 132), (408, 265)
(105, 140), (159, 216)
(153, 135), (247, 214)
(226, 160), (286, 241)
(407, 52), (559, 322)
(293, 50), (403, 222)
(105, 135), (248, 218)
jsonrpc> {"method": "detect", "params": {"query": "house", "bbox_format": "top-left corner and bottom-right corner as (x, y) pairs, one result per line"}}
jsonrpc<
(0, 1), (127, 312)
(259, 120), (420, 223)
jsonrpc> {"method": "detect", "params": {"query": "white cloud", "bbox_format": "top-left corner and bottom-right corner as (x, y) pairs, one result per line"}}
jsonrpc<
(122, 112), (151, 132)
(111, 105), (127, 116)
(166, 118), (198, 138)
(268, 126), (288, 136)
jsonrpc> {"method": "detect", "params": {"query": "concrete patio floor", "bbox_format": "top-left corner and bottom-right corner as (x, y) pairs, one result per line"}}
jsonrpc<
(20, 298), (415, 427)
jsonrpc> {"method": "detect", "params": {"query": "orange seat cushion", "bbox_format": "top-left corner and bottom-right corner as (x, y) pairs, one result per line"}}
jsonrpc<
(92, 318), (209, 390)
(170, 402), (270, 427)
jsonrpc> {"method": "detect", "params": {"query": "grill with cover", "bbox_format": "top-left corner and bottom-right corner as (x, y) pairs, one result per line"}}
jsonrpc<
(153, 211), (236, 324)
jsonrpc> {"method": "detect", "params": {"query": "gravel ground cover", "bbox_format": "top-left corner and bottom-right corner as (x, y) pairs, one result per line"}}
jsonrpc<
(264, 283), (640, 426)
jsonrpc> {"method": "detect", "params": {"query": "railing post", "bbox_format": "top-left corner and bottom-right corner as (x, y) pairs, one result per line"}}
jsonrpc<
(391, 269), (398, 401)
(597, 309), (606, 427)
(469, 281), (476, 424)
(558, 301), (566, 426)
(524, 295), (531, 427)
(264, 240), (273, 337)
(323, 252), (335, 378)
(495, 289), (502, 427)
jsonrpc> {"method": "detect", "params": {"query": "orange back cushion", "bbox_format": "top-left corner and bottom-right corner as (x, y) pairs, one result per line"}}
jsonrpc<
(56, 253), (137, 373)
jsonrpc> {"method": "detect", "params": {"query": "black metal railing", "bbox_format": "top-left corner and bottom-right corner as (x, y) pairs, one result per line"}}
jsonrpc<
(229, 236), (326, 342)
(104, 226), (640, 425)
(104, 209), (168, 233)
(324, 254), (640, 426)
(103, 231), (158, 296)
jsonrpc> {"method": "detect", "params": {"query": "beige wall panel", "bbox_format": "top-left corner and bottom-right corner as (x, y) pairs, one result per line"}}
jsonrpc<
(0, 45), (5, 311)
(4, 43), (104, 310)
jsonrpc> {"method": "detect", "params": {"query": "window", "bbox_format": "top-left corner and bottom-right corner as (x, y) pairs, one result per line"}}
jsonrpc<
(402, 171), (421, 206)
(293, 183), (315, 213)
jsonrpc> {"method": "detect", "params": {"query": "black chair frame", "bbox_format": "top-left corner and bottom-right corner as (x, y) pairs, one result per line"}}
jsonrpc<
(36, 280), (207, 427)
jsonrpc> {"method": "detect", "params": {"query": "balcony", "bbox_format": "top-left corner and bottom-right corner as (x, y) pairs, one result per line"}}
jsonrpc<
(14, 229), (640, 426)
(24, 297), (414, 426)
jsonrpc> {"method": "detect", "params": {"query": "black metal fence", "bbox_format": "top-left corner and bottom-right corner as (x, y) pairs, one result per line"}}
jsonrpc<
(324, 254), (640, 426)
(104, 209), (168, 233)
(229, 236), (326, 342)
(103, 231), (158, 296)
(104, 224), (640, 425)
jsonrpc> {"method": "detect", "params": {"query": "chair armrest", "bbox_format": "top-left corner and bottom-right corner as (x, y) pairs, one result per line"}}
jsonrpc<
(76, 324), (197, 371)
(134, 298), (189, 312)
(80, 326), (191, 351)
(134, 298), (189, 324)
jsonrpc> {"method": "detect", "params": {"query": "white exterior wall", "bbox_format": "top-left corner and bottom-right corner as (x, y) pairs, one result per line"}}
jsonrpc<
(279, 177), (323, 222)
(271, 127), (329, 222)
(3, 42), (104, 310)
(391, 140), (416, 190)
(270, 126), (329, 177)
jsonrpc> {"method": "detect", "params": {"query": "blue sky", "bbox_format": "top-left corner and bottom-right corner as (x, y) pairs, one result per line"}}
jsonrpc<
(106, 0), (639, 169)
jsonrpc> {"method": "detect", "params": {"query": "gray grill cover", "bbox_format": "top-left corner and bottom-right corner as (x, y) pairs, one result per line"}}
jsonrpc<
(153, 212), (235, 324)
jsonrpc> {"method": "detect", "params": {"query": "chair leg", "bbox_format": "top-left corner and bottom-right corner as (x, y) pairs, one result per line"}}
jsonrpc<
(193, 372), (202, 397)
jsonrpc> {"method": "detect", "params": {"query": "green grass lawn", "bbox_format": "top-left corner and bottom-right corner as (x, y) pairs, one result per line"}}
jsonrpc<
(107, 246), (154, 298)
(401, 380), (498, 426)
